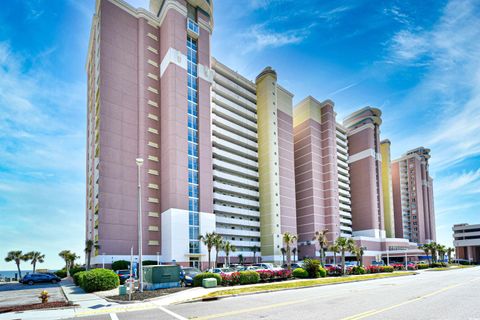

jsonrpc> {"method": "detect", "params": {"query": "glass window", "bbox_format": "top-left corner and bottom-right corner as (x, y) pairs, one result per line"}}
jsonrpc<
(188, 142), (198, 157)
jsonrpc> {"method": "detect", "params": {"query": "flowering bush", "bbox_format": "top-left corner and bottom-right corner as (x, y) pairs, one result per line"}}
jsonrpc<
(274, 269), (292, 280)
(256, 270), (274, 282)
(407, 264), (418, 270)
(391, 263), (405, 271)
(326, 265), (342, 276)
(220, 272), (241, 286)
(365, 266), (382, 274)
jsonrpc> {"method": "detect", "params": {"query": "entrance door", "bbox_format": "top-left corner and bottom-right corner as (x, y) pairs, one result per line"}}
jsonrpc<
(190, 257), (199, 268)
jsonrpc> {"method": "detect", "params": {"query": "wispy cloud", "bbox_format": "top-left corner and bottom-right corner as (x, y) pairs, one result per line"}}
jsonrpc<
(328, 82), (360, 97)
(243, 23), (313, 53)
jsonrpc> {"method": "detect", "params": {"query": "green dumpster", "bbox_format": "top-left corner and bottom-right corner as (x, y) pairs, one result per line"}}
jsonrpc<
(118, 285), (127, 295)
(202, 278), (217, 288)
(143, 265), (181, 290)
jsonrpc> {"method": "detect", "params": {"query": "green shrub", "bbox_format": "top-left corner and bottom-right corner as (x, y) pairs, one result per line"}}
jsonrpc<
(303, 258), (321, 278)
(430, 262), (447, 268)
(142, 260), (157, 266)
(239, 271), (260, 285)
(70, 266), (86, 276)
(55, 269), (67, 278)
(81, 269), (119, 293)
(111, 260), (130, 271)
(73, 271), (87, 287)
(381, 266), (394, 273)
(193, 272), (222, 287)
(350, 266), (365, 275)
(292, 268), (308, 278)
(417, 263), (429, 269)
(459, 260), (471, 265)
(318, 267), (327, 277)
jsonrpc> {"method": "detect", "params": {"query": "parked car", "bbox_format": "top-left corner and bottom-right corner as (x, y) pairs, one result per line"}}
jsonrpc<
(283, 262), (304, 269)
(371, 260), (385, 266)
(254, 263), (283, 271)
(180, 267), (200, 286)
(116, 269), (131, 284)
(20, 273), (61, 285)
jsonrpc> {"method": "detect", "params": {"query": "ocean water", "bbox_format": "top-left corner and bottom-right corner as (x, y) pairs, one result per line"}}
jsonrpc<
(0, 270), (33, 279)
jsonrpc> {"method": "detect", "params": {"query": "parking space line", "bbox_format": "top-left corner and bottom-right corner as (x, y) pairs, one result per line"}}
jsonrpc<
(158, 306), (188, 320)
(109, 313), (119, 320)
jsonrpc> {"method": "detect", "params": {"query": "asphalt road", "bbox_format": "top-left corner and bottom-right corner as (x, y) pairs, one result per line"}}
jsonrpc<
(71, 267), (480, 320)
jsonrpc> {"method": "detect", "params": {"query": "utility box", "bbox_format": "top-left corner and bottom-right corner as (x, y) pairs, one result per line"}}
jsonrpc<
(143, 265), (181, 290)
(202, 278), (217, 288)
(118, 285), (127, 296)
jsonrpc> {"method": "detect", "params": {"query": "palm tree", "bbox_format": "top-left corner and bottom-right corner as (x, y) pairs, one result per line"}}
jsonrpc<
(252, 245), (259, 264)
(430, 242), (438, 263)
(213, 234), (223, 268)
(58, 250), (79, 277)
(292, 248), (297, 263)
(447, 247), (455, 264)
(282, 232), (298, 270)
(27, 251), (45, 273)
(437, 244), (447, 263)
(5, 251), (29, 279)
(329, 243), (340, 265)
(420, 244), (431, 264)
(335, 237), (355, 274)
(85, 240), (100, 270)
(199, 232), (219, 270)
(353, 246), (364, 266)
(312, 229), (329, 266)
(223, 241), (236, 266)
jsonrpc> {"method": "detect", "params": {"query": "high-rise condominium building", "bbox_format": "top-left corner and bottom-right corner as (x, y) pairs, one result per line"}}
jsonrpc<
(391, 147), (436, 244)
(293, 97), (352, 258)
(343, 107), (385, 238)
(86, 0), (296, 267)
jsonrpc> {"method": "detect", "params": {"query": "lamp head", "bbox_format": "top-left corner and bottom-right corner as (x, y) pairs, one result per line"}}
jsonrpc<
(136, 158), (144, 166)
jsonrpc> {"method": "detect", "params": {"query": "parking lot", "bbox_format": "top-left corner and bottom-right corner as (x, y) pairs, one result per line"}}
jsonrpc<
(0, 282), (66, 308)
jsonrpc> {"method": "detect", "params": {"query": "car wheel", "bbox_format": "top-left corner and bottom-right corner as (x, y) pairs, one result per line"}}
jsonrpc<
(51, 279), (57, 284)
(180, 280), (186, 287)
(28, 280), (34, 285)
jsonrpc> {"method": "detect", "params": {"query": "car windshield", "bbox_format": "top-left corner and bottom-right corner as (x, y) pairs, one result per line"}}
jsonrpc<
(183, 268), (200, 275)
(117, 270), (129, 275)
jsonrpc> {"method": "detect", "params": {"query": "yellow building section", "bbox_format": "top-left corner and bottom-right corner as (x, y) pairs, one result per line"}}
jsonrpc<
(256, 67), (283, 263)
(380, 140), (395, 238)
(293, 96), (333, 127)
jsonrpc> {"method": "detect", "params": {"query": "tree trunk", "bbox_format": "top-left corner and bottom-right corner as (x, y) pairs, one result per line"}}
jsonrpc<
(320, 247), (324, 266)
(334, 252), (337, 265)
(66, 261), (70, 277)
(286, 246), (292, 270)
(341, 251), (346, 275)
(208, 249), (211, 270)
(87, 251), (91, 271)
(16, 262), (22, 279)
(33, 261), (37, 273)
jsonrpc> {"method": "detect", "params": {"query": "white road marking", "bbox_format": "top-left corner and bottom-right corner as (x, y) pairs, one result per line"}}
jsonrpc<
(158, 306), (188, 320)
(110, 313), (119, 320)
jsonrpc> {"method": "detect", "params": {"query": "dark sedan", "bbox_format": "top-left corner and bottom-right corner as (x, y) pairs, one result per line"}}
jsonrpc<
(116, 269), (132, 284)
(20, 273), (61, 285)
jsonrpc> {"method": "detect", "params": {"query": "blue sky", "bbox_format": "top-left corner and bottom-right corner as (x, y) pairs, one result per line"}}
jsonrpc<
(1, 0), (479, 270)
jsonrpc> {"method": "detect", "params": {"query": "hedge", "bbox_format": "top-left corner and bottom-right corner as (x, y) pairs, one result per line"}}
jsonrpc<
(292, 268), (308, 278)
(430, 262), (447, 268)
(382, 266), (394, 273)
(303, 258), (321, 278)
(239, 271), (260, 285)
(221, 272), (241, 286)
(350, 266), (365, 275)
(193, 272), (222, 287)
(81, 269), (119, 293)
(73, 271), (87, 287)
(417, 263), (429, 269)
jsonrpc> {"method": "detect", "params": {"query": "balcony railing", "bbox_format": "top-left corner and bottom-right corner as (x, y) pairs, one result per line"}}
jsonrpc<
(187, 18), (199, 38)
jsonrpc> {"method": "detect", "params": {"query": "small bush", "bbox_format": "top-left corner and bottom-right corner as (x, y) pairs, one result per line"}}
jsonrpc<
(111, 260), (130, 271)
(193, 272), (222, 287)
(274, 269), (292, 280)
(417, 263), (429, 269)
(70, 266), (86, 276)
(303, 258), (321, 278)
(381, 266), (394, 273)
(239, 271), (260, 285)
(407, 265), (418, 270)
(326, 265), (342, 276)
(257, 270), (274, 282)
(459, 260), (471, 265)
(81, 269), (119, 293)
(73, 271), (87, 287)
(318, 267), (327, 277)
(350, 266), (365, 275)
(292, 268), (308, 278)
(391, 263), (405, 271)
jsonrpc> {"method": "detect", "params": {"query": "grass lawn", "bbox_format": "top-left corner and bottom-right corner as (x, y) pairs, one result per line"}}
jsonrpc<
(203, 272), (416, 298)
(427, 265), (477, 271)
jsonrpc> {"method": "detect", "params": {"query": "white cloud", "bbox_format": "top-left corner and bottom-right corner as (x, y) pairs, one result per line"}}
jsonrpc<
(243, 23), (312, 53)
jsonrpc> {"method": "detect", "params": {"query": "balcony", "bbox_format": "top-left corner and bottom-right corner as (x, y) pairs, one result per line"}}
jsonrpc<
(213, 158), (258, 179)
(214, 204), (259, 217)
(213, 181), (259, 199)
(186, 18), (199, 38)
(213, 147), (258, 170)
(213, 170), (258, 189)
(216, 228), (260, 237)
(216, 216), (260, 227)
(213, 192), (259, 208)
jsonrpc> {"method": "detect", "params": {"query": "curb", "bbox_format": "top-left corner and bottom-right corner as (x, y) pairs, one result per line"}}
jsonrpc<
(186, 272), (418, 303)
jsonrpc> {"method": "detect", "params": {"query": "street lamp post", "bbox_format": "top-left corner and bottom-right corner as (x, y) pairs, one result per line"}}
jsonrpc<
(102, 253), (105, 269)
(136, 158), (144, 292)
(156, 252), (160, 265)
